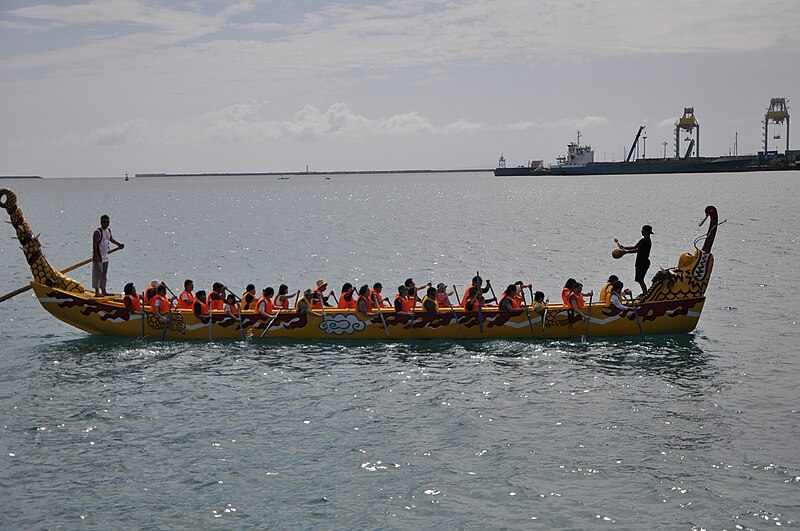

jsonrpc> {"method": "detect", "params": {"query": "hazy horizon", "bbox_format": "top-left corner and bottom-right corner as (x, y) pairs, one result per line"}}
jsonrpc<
(2, 0), (798, 178)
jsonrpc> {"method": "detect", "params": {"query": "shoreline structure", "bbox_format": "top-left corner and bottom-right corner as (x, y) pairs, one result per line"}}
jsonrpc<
(136, 168), (494, 177)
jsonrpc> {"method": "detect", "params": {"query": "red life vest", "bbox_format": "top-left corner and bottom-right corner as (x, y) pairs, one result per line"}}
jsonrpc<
(401, 295), (415, 313)
(176, 290), (194, 310)
(572, 291), (585, 309)
(512, 293), (523, 308)
(123, 294), (141, 312)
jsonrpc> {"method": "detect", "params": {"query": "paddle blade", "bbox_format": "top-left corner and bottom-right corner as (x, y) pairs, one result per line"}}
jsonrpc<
(612, 248), (625, 259)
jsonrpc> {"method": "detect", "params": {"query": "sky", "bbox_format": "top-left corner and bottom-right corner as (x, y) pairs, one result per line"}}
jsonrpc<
(1, 0), (799, 177)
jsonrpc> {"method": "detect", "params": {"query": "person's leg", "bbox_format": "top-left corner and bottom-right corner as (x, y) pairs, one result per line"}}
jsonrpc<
(99, 261), (109, 295)
(92, 260), (101, 295)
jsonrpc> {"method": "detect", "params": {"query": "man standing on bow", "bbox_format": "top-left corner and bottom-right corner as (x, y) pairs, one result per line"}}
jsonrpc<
(616, 224), (653, 295)
(92, 214), (124, 296)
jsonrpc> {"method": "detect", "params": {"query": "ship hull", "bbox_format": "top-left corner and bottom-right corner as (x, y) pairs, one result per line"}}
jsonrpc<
(551, 156), (756, 175)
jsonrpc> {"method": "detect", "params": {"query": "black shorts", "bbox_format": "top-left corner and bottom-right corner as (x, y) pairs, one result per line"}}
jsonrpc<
(635, 260), (650, 283)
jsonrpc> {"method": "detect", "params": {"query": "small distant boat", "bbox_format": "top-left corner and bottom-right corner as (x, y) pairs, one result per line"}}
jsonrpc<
(1, 187), (721, 341)
(124, 172), (129, 181)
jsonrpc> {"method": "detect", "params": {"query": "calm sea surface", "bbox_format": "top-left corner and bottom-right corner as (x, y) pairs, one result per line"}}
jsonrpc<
(0, 172), (798, 529)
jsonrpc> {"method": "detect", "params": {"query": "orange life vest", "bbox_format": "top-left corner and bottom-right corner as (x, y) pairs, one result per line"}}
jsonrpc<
(561, 287), (573, 307)
(176, 290), (194, 310)
(571, 291), (585, 309)
(256, 296), (274, 314)
(151, 294), (170, 314)
(512, 293), (523, 308)
(398, 295), (414, 312)
(369, 289), (382, 307)
(193, 299), (209, 316)
(275, 295), (290, 310)
(460, 285), (474, 307)
(123, 294), (141, 312)
(143, 285), (157, 305)
(209, 290), (224, 311)
(338, 291), (356, 310)
(312, 289), (325, 310)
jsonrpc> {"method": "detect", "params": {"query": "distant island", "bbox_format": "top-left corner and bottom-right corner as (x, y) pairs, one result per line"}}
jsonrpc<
(0, 175), (42, 179)
(136, 168), (494, 177)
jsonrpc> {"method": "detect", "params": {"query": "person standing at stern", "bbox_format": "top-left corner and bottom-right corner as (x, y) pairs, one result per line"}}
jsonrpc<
(616, 224), (653, 295)
(92, 214), (123, 297)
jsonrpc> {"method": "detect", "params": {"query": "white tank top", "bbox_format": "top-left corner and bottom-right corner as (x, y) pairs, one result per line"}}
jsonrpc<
(97, 227), (112, 261)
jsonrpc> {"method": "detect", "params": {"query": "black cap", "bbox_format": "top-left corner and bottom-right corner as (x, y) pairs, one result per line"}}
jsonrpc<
(643, 225), (654, 234)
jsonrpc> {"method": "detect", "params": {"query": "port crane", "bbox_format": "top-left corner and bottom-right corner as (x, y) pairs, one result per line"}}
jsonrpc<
(675, 108), (699, 159)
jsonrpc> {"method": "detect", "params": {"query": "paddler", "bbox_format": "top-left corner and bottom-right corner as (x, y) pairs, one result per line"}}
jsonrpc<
(143, 279), (159, 306)
(176, 279), (195, 310)
(394, 286), (412, 314)
(208, 282), (225, 311)
(224, 294), (241, 322)
(532, 291), (547, 315)
(498, 284), (518, 312)
(256, 287), (276, 318)
(312, 279), (334, 309)
(599, 275), (619, 306)
(370, 282), (389, 307)
(566, 282), (591, 322)
(421, 286), (439, 315)
(356, 284), (376, 315)
(241, 284), (257, 311)
(151, 284), (171, 323)
(275, 284), (300, 310)
(338, 282), (357, 310)
(193, 290), (209, 318)
(608, 281), (632, 311)
(514, 281), (531, 307)
(460, 275), (494, 307)
(435, 283), (455, 308)
(122, 282), (142, 314)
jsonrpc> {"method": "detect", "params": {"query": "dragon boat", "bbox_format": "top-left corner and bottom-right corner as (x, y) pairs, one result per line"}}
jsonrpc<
(1, 187), (720, 341)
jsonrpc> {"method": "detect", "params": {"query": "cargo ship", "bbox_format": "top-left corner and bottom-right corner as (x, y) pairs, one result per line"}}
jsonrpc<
(549, 135), (757, 175)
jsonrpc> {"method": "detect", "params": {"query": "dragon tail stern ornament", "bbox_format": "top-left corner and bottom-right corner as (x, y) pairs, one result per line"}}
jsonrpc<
(0, 188), (85, 294)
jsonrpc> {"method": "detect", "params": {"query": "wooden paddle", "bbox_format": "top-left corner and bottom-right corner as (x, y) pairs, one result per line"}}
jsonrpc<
(0, 246), (123, 303)
(372, 292), (390, 338)
(628, 294), (645, 339)
(520, 289), (536, 339)
(446, 287), (466, 339)
(259, 309), (282, 338)
(582, 292), (593, 342)
(225, 288), (245, 341)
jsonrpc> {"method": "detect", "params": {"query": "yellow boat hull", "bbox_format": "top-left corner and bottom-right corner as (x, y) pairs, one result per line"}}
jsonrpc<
(31, 282), (704, 340)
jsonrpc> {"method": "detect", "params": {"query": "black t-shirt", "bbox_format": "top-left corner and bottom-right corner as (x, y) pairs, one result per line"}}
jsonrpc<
(636, 236), (652, 265)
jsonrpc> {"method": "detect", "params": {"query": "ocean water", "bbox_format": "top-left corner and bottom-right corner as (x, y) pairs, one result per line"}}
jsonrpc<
(0, 172), (798, 529)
